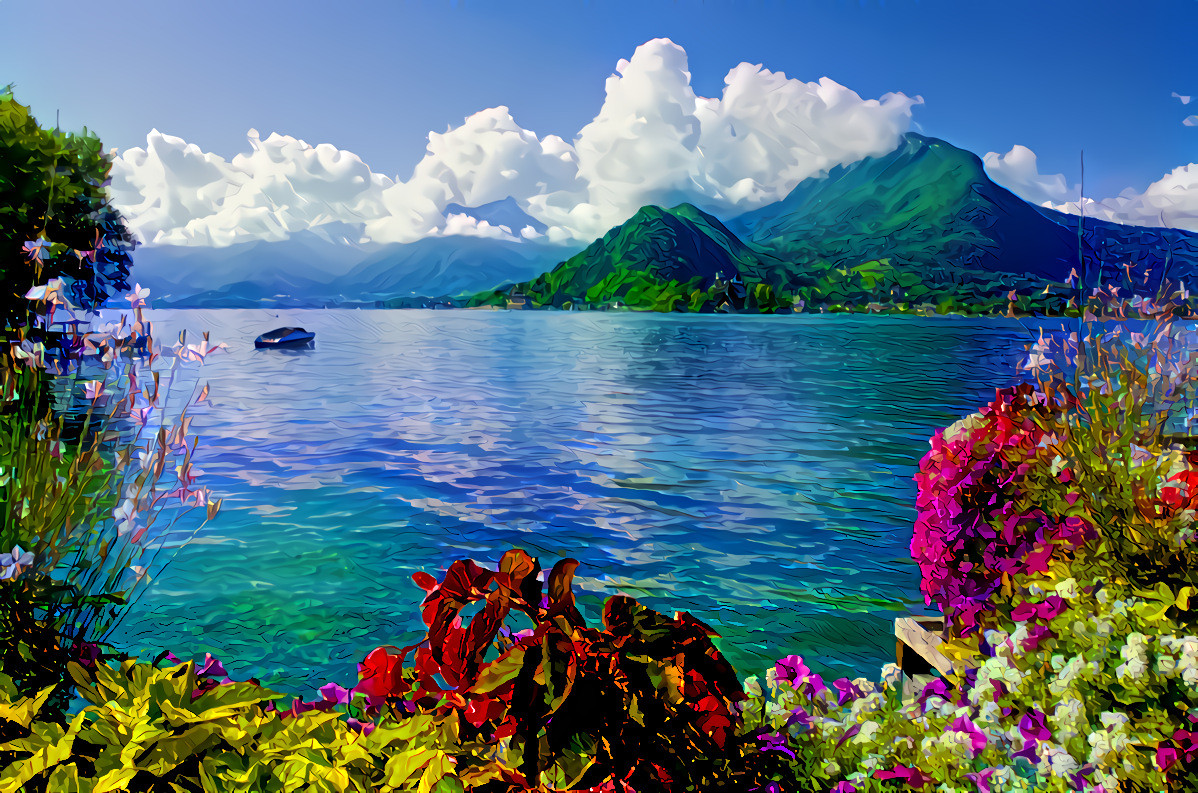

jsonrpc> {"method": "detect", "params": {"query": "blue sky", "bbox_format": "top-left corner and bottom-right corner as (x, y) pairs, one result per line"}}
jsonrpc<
(3, 0), (1195, 243)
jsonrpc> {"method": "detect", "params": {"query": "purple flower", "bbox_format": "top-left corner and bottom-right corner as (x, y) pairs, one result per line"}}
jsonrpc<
(966, 767), (995, 793)
(1157, 746), (1180, 772)
(1011, 737), (1040, 765)
(830, 784), (857, 793)
(798, 673), (827, 699)
(785, 705), (814, 730)
(196, 653), (227, 678)
(346, 717), (376, 736)
(153, 650), (183, 666)
(757, 731), (796, 760)
(774, 654), (809, 684)
(915, 677), (951, 710)
(0, 546), (34, 580)
(835, 723), (861, 747)
(319, 682), (352, 706)
(832, 678), (865, 706)
(1019, 709), (1052, 742)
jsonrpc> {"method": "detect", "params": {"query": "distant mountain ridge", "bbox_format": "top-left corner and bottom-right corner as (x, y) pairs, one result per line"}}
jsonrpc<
(132, 230), (571, 308)
(479, 133), (1198, 312)
(129, 133), (1198, 310)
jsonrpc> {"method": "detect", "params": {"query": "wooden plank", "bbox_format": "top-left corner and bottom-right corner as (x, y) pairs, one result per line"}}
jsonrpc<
(894, 616), (977, 678)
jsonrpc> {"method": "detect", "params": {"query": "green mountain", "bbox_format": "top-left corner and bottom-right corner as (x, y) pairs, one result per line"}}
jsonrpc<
(474, 133), (1198, 314)
(729, 133), (1078, 286)
(473, 204), (769, 311)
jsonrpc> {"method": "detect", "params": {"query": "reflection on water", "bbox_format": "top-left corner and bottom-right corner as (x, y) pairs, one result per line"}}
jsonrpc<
(102, 309), (1049, 695)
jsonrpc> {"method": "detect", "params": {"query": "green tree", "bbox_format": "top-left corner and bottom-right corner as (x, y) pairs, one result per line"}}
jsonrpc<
(0, 88), (134, 333)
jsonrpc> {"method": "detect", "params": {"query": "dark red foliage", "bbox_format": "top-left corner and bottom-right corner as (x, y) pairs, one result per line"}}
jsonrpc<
(358, 549), (758, 791)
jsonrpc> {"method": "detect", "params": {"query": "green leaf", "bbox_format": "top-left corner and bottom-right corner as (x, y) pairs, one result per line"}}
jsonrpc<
(138, 722), (222, 776)
(473, 646), (527, 694)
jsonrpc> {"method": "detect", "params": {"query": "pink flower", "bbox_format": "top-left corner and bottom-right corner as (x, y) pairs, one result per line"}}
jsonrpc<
(948, 715), (989, 756)
(966, 767), (996, 793)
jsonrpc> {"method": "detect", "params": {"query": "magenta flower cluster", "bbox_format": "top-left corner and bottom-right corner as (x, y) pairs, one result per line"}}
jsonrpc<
(911, 384), (1094, 635)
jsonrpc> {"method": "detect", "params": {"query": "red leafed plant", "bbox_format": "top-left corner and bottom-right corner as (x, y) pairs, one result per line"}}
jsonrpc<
(356, 549), (758, 792)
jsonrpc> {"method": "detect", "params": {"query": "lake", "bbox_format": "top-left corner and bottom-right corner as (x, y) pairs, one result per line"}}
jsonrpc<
(97, 309), (1052, 698)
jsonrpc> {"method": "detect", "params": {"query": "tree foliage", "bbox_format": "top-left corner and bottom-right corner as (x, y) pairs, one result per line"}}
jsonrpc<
(0, 88), (134, 331)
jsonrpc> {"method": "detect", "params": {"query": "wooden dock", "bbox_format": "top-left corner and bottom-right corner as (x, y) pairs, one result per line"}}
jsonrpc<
(894, 615), (979, 700)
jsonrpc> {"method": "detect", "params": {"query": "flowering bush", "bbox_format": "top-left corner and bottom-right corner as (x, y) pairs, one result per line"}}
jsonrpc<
(911, 382), (1094, 639)
(741, 575), (1198, 792)
(740, 289), (1198, 792)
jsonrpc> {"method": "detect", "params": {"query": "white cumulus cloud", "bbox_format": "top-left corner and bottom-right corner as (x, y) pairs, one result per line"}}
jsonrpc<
(108, 37), (924, 248)
(983, 145), (1076, 205)
(984, 142), (1198, 233)
(1048, 164), (1198, 232)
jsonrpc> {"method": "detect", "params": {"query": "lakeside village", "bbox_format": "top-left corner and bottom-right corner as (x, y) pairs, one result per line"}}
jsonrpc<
(3, 89), (1198, 793)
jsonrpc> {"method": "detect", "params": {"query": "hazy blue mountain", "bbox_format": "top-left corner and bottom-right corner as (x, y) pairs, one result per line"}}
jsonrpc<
(444, 197), (548, 236)
(131, 229), (569, 308)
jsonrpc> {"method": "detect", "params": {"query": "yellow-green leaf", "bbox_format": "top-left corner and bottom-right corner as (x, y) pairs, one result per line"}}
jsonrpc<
(474, 646), (526, 695)
(93, 767), (140, 793)
(0, 684), (55, 728)
(385, 748), (442, 788)
(417, 753), (455, 793)
(47, 763), (88, 793)
(139, 722), (221, 776)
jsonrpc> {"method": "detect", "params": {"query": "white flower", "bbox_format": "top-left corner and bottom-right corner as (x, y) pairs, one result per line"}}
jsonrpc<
(1054, 578), (1078, 600)
(1099, 711), (1130, 730)
(852, 720), (880, 744)
(976, 699), (1003, 726)
(1010, 625), (1031, 653)
(743, 676), (761, 698)
(1024, 352), (1052, 370)
(985, 628), (1011, 649)
(113, 498), (139, 537)
(879, 663), (903, 690)
(1088, 728), (1128, 765)
(24, 277), (67, 304)
(1049, 657), (1086, 697)
(1115, 658), (1148, 681)
(850, 692), (884, 719)
(1039, 743), (1080, 777)
(126, 284), (151, 308)
(0, 546), (35, 581)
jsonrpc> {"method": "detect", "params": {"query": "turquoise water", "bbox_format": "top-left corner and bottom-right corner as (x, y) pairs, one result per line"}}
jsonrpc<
(99, 309), (1047, 698)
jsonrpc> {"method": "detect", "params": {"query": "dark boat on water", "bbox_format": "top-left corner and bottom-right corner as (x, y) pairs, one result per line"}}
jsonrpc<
(254, 327), (315, 349)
